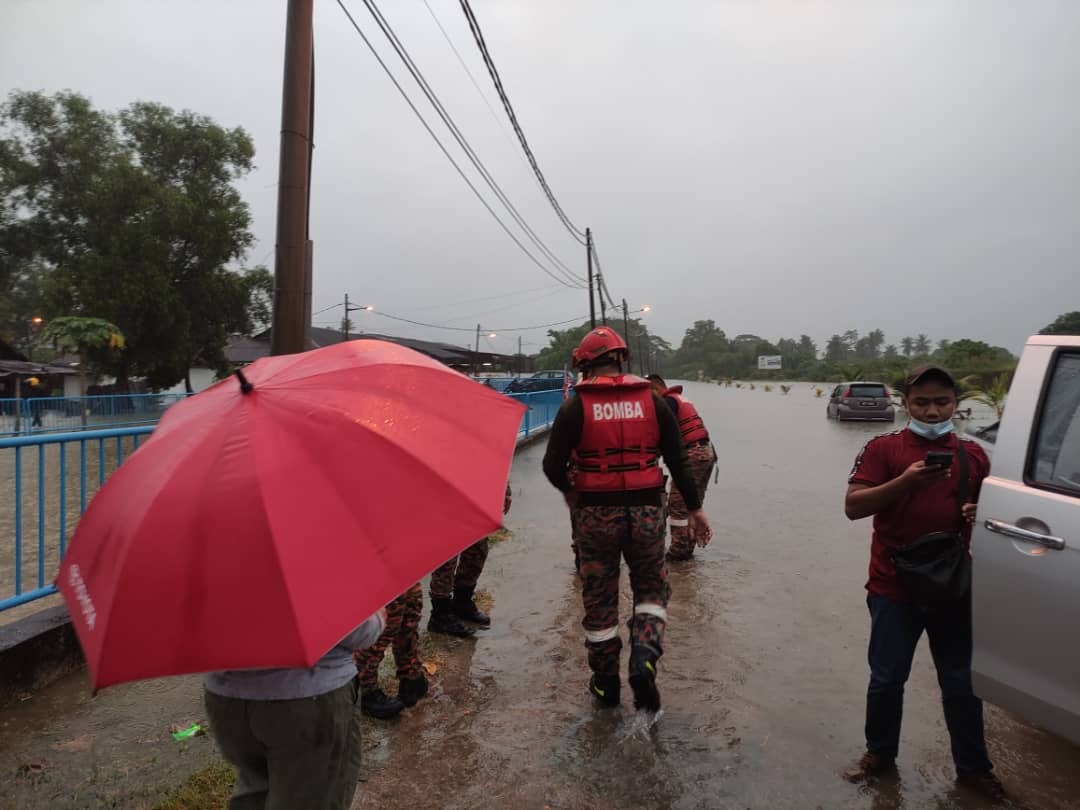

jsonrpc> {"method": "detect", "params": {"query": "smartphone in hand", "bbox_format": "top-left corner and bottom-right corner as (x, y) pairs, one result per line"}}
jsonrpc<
(925, 450), (954, 468)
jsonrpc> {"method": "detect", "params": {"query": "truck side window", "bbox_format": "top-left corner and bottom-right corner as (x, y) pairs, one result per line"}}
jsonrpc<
(1030, 353), (1080, 496)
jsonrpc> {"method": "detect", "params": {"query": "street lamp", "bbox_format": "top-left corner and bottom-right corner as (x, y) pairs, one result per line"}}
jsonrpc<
(342, 296), (373, 341)
(27, 316), (44, 362)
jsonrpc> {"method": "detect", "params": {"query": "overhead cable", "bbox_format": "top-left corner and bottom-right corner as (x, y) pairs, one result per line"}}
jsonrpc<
(457, 0), (587, 244)
(335, 0), (585, 289)
(358, 0), (584, 286)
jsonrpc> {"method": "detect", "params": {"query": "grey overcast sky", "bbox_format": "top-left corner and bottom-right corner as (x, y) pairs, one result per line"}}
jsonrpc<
(3, 1), (1078, 356)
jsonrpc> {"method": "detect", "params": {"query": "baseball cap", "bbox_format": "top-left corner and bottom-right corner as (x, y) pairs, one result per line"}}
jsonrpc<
(904, 365), (956, 391)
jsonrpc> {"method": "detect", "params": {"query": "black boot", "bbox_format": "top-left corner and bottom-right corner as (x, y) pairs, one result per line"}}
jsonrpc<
(427, 596), (476, 638)
(628, 647), (661, 712)
(588, 673), (621, 707)
(398, 673), (429, 708)
(452, 586), (490, 627)
(361, 688), (404, 719)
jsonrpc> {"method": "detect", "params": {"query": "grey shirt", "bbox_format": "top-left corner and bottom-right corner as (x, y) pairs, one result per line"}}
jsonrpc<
(203, 612), (385, 701)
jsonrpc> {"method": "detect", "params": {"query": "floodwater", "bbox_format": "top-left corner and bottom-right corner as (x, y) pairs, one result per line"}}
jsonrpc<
(354, 382), (1079, 810)
(1, 381), (1077, 809)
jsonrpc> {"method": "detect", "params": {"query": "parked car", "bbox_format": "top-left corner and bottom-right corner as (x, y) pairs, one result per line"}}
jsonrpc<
(971, 334), (1080, 745)
(825, 382), (896, 421)
(505, 370), (567, 394)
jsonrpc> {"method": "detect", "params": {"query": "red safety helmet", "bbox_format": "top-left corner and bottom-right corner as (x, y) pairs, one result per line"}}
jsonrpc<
(573, 327), (629, 368)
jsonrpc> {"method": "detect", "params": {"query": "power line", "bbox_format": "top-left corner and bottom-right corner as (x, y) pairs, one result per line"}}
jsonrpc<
(335, 0), (584, 290)
(354, 305), (589, 333)
(420, 0), (520, 157)
(458, 0), (587, 243)
(358, 0), (584, 287)
(410, 283), (564, 311)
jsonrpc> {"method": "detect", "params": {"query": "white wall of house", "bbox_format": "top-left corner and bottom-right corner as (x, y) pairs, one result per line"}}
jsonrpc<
(63, 375), (81, 398)
(161, 367), (218, 395)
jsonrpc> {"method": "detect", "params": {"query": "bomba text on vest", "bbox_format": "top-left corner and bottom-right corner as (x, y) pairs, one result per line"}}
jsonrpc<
(592, 401), (647, 421)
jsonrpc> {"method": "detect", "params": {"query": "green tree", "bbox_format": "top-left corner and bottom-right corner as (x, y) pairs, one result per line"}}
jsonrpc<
(1040, 311), (1080, 335)
(825, 334), (846, 362)
(901, 336), (915, 357)
(0, 90), (256, 391)
(41, 316), (124, 423)
(963, 372), (1011, 418)
(914, 334), (931, 356)
(883, 344), (899, 360)
(534, 322), (593, 370)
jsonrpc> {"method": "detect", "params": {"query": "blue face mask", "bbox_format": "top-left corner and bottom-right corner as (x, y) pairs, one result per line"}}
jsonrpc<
(908, 417), (954, 440)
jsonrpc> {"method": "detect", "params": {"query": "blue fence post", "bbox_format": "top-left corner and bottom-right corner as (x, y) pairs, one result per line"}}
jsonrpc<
(59, 443), (67, 557)
(37, 443), (45, 588)
(14, 446), (22, 597)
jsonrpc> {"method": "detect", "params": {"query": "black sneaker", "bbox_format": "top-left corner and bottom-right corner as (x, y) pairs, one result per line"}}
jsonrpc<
(628, 649), (661, 712)
(452, 587), (491, 626)
(361, 688), (404, 719)
(588, 673), (621, 707)
(428, 597), (476, 638)
(398, 674), (429, 708)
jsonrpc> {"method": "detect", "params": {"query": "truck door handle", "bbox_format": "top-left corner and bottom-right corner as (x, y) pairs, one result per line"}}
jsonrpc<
(984, 519), (1066, 550)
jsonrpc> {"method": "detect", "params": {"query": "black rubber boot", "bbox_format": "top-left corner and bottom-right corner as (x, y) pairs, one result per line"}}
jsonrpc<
(361, 688), (404, 719)
(628, 647), (661, 712)
(427, 596), (476, 638)
(588, 673), (621, 707)
(398, 673), (429, 708)
(452, 586), (490, 627)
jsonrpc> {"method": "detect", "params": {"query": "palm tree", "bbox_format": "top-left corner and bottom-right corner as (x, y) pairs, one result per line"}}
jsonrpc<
(963, 373), (1010, 418)
(914, 334), (931, 356)
(901, 337), (915, 357)
(42, 316), (125, 425)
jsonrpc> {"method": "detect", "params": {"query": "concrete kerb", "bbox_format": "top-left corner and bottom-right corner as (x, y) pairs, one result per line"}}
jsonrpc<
(0, 425), (553, 706)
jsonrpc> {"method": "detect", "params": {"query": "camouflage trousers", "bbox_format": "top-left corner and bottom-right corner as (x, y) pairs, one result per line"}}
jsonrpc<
(354, 582), (423, 690)
(667, 442), (716, 560)
(430, 537), (489, 599)
(573, 504), (670, 676)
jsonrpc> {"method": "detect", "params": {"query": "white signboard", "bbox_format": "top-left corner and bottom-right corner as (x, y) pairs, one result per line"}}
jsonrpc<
(757, 355), (782, 370)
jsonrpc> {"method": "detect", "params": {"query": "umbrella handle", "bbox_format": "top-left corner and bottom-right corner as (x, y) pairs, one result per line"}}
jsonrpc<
(234, 369), (254, 394)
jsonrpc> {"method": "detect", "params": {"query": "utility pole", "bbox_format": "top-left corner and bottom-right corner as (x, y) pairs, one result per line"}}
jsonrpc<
(622, 298), (630, 344)
(473, 323), (481, 376)
(586, 227), (596, 329)
(271, 0), (314, 356)
(598, 270), (608, 326)
(518, 335), (523, 375)
(343, 293), (351, 341)
(638, 329), (646, 376)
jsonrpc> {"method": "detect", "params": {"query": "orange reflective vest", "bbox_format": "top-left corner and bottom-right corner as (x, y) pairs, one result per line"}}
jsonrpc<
(663, 385), (709, 445)
(572, 375), (664, 492)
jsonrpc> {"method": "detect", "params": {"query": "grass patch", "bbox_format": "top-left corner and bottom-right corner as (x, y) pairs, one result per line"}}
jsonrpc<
(154, 760), (234, 810)
(487, 528), (514, 545)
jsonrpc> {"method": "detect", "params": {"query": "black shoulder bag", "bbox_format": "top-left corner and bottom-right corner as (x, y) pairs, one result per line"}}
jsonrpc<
(890, 443), (972, 610)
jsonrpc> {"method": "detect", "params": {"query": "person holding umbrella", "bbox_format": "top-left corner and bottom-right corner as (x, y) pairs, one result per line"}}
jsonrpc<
(57, 341), (526, 810)
(204, 610), (386, 808)
(543, 327), (712, 712)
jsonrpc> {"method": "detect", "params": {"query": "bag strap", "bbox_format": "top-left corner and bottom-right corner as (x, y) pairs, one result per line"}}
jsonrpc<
(955, 440), (970, 532)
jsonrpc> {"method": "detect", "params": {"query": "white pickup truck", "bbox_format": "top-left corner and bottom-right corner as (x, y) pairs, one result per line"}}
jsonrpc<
(972, 335), (1080, 744)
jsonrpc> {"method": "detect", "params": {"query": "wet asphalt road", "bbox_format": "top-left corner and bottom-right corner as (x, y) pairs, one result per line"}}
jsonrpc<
(354, 381), (1080, 810)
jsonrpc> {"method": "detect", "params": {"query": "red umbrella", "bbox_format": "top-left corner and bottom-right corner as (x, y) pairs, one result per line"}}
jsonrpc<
(57, 340), (525, 688)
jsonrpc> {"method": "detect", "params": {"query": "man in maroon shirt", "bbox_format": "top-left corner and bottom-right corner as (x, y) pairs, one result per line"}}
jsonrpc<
(842, 366), (1004, 800)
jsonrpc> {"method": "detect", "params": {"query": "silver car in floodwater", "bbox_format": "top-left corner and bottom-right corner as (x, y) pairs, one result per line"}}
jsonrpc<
(825, 382), (896, 421)
(972, 335), (1080, 745)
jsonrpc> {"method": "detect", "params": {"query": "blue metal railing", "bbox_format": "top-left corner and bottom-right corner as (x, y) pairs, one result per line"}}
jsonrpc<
(0, 426), (154, 611)
(508, 388), (564, 440)
(0, 392), (189, 437)
(1, 386), (562, 613)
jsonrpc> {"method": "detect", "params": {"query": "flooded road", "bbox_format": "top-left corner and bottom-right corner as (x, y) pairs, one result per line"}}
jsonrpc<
(356, 381), (1080, 810)
(1, 381), (1076, 809)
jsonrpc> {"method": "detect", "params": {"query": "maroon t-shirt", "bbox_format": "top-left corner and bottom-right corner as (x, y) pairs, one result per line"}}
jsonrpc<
(848, 429), (990, 602)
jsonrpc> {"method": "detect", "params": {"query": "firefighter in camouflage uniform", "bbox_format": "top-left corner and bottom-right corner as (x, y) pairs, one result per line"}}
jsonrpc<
(543, 327), (712, 711)
(427, 483), (512, 638)
(648, 375), (717, 562)
(354, 582), (426, 719)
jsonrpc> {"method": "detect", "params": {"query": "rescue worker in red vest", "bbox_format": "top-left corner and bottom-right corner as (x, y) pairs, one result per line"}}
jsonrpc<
(647, 374), (718, 562)
(543, 327), (712, 712)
